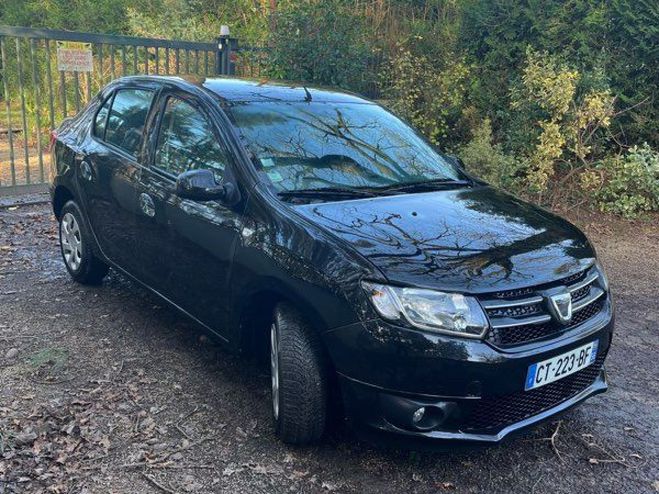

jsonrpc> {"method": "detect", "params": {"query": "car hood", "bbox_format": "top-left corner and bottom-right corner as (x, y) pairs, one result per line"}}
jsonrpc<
(293, 186), (595, 294)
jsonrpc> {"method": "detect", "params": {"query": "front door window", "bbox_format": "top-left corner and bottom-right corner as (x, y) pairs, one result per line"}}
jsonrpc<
(154, 97), (229, 182)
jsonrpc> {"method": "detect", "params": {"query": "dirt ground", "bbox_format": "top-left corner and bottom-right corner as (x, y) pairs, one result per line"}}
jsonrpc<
(0, 201), (657, 494)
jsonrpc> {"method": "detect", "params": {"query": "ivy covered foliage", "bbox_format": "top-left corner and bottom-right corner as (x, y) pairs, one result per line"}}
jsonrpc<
(2, 0), (658, 216)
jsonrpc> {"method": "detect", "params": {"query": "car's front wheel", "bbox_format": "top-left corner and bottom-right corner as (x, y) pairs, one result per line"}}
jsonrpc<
(59, 200), (109, 285)
(270, 302), (328, 444)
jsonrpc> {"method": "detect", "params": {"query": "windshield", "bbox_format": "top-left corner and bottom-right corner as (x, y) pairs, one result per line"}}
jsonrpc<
(227, 102), (464, 192)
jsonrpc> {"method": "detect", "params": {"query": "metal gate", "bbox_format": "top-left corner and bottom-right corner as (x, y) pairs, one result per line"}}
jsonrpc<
(0, 25), (239, 194)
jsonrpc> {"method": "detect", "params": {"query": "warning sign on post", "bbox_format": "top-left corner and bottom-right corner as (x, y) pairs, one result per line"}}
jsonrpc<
(56, 41), (93, 72)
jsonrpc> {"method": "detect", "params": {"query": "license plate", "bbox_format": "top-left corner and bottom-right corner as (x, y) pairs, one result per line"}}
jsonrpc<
(525, 341), (598, 391)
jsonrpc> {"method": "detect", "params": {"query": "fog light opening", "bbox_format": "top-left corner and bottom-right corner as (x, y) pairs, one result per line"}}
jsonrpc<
(411, 405), (445, 431)
(412, 407), (426, 424)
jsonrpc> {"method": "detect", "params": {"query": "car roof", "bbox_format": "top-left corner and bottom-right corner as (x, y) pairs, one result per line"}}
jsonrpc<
(113, 75), (374, 104)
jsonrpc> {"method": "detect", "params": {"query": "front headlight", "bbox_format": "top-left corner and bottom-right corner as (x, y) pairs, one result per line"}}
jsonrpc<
(362, 281), (489, 338)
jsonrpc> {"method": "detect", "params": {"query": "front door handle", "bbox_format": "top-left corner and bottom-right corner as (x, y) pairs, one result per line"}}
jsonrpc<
(139, 193), (156, 218)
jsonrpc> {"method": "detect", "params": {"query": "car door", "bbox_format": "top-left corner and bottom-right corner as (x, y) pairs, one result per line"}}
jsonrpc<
(76, 87), (156, 275)
(134, 90), (244, 340)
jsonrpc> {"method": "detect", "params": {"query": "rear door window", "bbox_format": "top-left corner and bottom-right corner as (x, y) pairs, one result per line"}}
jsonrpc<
(104, 89), (154, 158)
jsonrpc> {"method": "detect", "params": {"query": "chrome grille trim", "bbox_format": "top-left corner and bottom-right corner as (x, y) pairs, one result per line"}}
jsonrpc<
(572, 286), (604, 311)
(568, 272), (599, 294)
(482, 296), (543, 310)
(490, 314), (552, 329)
(481, 271), (600, 315)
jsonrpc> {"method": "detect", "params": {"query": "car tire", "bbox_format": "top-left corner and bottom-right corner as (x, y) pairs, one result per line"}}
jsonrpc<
(271, 302), (328, 444)
(59, 200), (109, 285)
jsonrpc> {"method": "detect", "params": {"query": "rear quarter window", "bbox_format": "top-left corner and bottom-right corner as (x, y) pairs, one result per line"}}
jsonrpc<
(104, 89), (154, 158)
(93, 95), (112, 139)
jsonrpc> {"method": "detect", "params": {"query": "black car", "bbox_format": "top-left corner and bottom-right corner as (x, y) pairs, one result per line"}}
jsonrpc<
(50, 76), (613, 446)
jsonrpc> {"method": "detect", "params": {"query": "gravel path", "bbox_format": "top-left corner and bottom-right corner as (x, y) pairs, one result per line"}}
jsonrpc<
(0, 203), (657, 493)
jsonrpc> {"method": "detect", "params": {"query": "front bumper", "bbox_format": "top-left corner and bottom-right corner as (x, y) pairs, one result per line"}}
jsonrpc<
(323, 300), (613, 444)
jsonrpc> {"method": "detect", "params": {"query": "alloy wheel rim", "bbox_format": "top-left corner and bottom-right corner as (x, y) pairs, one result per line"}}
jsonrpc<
(60, 212), (83, 272)
(270, 322), (280, 420)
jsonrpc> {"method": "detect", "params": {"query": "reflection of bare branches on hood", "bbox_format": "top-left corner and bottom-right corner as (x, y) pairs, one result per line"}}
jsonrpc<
(311, 207), (461, 267)
(307, 207), (569, 283)
(436, 231), (558, 277)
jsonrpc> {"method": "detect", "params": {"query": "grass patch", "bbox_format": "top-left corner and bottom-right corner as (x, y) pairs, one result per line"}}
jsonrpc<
(29, 347), (69, 374)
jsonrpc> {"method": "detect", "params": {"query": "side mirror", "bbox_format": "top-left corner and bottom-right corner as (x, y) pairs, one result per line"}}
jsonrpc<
(176, 169), (226, 201)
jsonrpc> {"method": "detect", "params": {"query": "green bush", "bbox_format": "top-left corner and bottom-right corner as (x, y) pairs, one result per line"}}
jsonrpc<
(379, 46), (469, 148)
(505, 49), (615, 195)
(126, 0), (269, 43)
(459, 118), (522, 191)
(266, 0), (374, 94)
(581, 144), (659, 217)
(458, 0), (657, 149)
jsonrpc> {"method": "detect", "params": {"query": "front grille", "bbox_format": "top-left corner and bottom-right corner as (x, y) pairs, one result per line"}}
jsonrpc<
(570, 298), (604, 327)
(487, 321), (554, 347)
(486, 298), (606, 347)
(482, 267), (606, 348)
(487, 303), (543, 319)
(492, 270), (588, 301)
(559, 270), (589, 286)
(571, 284), (590, 302)
(492, 286), (535, 300)
(464, 353), (606, 431)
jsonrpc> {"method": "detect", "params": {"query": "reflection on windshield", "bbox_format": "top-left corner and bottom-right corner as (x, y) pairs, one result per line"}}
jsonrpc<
(227, 102), (462, 192)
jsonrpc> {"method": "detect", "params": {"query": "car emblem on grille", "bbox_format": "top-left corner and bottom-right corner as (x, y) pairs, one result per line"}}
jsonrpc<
(546, 288), (573, 324)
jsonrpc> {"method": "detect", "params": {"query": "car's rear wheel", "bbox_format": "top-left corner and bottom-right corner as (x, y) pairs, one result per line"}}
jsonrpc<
(270, 302), (327, 444)
(59, 201), (109, 285)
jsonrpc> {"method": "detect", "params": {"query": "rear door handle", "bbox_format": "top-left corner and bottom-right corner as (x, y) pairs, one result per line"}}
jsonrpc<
(139, 193), (156, 218)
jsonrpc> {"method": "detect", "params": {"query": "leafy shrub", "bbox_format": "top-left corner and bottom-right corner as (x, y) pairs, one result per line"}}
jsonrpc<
(581, 144), (659, 217)
(608, 0), (659, 148)
(510, 49), (615, 194)
(126, 0), (269, 43)
(266, 0), (374, 93)
(379, 45), (469, 147)
(459, 118), (522, 190)
(458, 0), (657, 148)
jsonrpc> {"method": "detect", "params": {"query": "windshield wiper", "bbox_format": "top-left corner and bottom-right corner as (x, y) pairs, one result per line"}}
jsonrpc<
(367, 178), (473, 193)
(277, 187), (377, 199)
(277, 180), (472, 201)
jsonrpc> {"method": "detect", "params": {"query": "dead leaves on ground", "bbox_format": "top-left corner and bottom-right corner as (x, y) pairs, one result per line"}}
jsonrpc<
(0, 364), (215, 493)
(0, 395), (115, 492)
